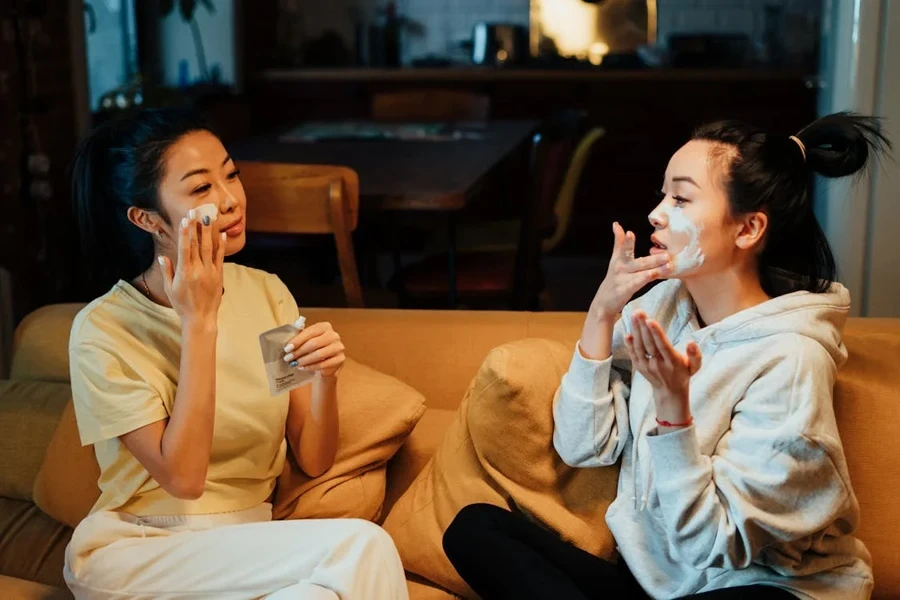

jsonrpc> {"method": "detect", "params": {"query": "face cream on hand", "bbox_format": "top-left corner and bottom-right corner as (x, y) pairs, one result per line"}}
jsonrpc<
(259, 316), (314, 396)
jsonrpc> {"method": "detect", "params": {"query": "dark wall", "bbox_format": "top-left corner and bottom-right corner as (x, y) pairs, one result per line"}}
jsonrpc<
(248, 70), (817, 256)
(1, 2), (81, 320)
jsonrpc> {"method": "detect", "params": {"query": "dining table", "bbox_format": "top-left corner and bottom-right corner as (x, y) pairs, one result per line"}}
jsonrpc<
(229, 120), (539, 307)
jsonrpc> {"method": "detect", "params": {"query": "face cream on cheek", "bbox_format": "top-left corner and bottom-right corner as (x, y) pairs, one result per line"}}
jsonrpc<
(663, 205), (705, 274)
(193, 203), (218, 223)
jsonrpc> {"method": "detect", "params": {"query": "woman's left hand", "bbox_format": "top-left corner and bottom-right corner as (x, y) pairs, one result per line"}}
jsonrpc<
(283, 322), (346, 378)
(625, 311), (702, 425)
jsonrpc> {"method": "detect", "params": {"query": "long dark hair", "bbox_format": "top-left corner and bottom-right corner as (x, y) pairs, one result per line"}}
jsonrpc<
(692, 111), (890, 296)
(70, 108), (214, 290)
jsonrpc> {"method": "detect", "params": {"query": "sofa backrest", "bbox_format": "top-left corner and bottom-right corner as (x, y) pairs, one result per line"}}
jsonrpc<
(9, 304), (900, 596)
(11, 304), (586, 410)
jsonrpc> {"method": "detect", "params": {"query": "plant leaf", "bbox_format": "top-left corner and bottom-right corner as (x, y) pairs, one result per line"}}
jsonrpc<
(198, 0), (215, 13)
(179, 0), (196, 21)
(159, 0), (175, 16)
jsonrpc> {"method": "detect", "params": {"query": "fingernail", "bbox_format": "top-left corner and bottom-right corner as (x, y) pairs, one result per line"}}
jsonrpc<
(284, 343), (295, 353)
(188, 209), (196, 220)
(289, 360), (299, 368)
(284, 354), (294, 362)
(203, 215), (211, 226)
(220, 232), (226, 241)
(157, 256), (165, 266)
(181, 217), (189, 229)
(297, 365), (306, 371)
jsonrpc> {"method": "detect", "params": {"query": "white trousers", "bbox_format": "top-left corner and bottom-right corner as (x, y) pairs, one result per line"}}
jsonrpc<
(64, 504), (409, 600)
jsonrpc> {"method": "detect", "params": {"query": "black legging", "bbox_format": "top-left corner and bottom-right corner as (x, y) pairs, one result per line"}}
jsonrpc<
(443, 504), (798, 600)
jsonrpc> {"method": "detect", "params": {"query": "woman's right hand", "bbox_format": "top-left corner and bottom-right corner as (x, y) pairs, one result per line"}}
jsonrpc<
(579, 223), (670, 360)
(159, 212), (226, 328)
(590, 222), (670, 319)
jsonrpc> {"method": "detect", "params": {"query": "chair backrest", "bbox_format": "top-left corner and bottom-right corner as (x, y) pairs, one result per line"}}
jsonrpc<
(236, 162), (364, 308)
(372, 89), (490, 122)
(512, 110), (588, 309)
(543, 127), (605, 252)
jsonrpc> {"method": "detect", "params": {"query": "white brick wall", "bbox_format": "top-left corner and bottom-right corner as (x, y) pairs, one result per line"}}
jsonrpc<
(657, 0), (822, 45)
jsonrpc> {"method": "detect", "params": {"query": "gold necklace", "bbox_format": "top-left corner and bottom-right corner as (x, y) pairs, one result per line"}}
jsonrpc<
(141, 270), (154, 301)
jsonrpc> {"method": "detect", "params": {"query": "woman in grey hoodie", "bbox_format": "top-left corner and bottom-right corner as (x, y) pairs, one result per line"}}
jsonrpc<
(443, 112), (890, 599)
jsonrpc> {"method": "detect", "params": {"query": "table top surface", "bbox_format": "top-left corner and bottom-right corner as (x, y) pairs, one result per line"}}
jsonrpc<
(230, 120), (537, 210)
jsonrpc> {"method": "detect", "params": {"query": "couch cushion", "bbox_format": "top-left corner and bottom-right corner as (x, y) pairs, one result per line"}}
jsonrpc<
(0, 498), (70, 589)
(383, 339), (619, 598)
(834, 319), (900, 598)
(10, 304), (84, 383)
(0, 381), (71, 501)
(0, 575), (71, 600)
(466, 339), (619, 553)
(383, 408), (457, 520)
(273, 358), (426, 522)
(33, 401), (101, 528)
(407, 574), (459, 600)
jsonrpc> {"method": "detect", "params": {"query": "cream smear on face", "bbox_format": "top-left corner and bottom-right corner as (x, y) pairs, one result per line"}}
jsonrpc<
(662, 204), (704, 274)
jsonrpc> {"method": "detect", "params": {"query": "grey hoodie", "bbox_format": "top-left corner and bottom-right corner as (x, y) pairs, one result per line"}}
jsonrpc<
(552, 279), (873, 599)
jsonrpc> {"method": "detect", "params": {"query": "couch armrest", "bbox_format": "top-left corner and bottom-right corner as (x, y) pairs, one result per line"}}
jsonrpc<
(11, 304), (84, 383)
(0, 380), (71, 500)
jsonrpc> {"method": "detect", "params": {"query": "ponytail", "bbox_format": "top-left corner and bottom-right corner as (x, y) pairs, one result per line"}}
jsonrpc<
(71, 122), (151, 290)
(69, 108), (212, 292)
(692, 112), (891, 296)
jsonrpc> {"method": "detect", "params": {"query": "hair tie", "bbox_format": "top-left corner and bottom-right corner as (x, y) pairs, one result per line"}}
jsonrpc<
(789, 135), (807, 162)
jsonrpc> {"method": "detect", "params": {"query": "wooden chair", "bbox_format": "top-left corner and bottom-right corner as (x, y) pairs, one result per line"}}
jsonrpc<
(425, 125), (605, 256)
(372, 89), (490, 122)
(236, 162), (364, 308)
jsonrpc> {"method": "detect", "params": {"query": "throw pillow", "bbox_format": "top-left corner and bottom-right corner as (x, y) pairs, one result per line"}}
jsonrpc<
(33, 399), (102, 527)
(383, 338), (620, 598)
(273, 357), (426, 521)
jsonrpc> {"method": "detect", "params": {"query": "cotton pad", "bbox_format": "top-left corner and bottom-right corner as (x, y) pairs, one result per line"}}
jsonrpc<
(193, 203), (218, 222)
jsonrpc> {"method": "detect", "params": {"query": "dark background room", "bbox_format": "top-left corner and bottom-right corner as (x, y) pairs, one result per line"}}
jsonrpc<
(1, 0), (897, 358)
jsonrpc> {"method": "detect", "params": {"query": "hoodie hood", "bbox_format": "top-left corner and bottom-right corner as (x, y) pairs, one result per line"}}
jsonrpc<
(673, 281), (851, 368)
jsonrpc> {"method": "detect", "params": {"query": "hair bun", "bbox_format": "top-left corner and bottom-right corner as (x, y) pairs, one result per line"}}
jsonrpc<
(796, 111), (891, 178)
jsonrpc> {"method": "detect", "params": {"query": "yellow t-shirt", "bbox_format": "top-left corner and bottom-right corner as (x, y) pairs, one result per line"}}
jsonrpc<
(69, 263), (301, 516)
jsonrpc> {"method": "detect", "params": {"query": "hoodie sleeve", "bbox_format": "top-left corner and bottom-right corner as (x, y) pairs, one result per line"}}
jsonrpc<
(552, 314), (633, 467)
(645, 343), (854, 570)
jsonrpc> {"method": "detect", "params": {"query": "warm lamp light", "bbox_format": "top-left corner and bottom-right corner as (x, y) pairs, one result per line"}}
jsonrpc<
(588, 41), (610, 65)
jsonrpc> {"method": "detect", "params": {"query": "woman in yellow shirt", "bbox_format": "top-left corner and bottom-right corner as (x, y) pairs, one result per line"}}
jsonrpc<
(64, 108), (408, 600)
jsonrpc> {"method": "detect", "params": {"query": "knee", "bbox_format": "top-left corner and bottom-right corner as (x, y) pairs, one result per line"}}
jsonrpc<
(442, 503), (504, 560)
(345, 519), (400, 555)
